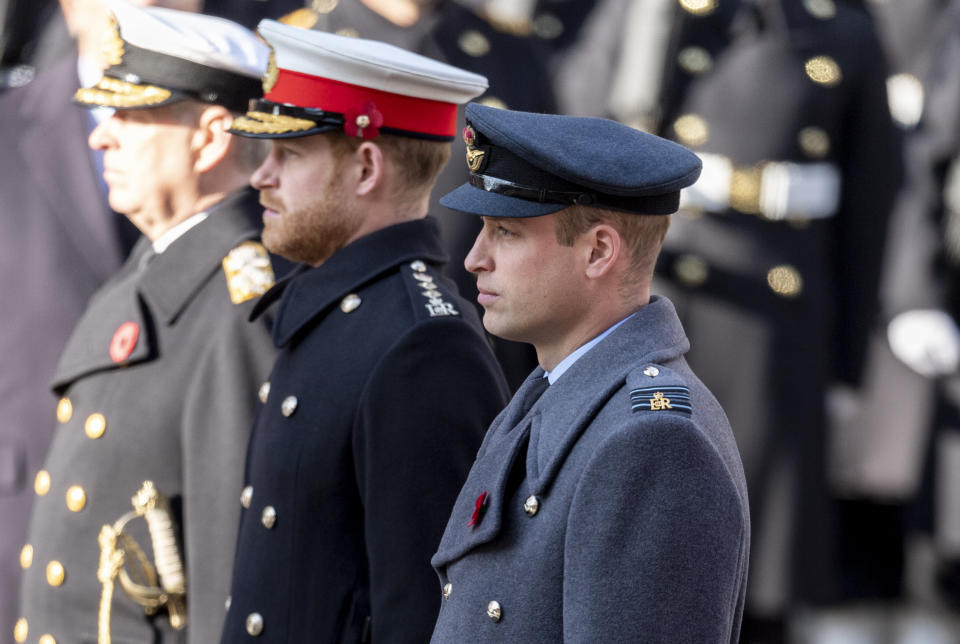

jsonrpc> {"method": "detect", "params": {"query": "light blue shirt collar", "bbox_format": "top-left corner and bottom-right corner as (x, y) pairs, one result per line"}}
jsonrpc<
(544, 313), (636, 385)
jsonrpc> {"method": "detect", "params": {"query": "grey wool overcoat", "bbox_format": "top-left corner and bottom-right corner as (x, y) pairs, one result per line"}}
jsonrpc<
(18, 189), (281, 644)
(431, 295), (750, 643)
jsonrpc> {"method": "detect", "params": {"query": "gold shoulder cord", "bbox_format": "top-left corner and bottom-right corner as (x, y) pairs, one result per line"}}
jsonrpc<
(97, 481), (187, 644)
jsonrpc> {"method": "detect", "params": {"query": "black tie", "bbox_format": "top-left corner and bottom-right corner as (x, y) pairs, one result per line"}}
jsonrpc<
(500, 374), (550, 434)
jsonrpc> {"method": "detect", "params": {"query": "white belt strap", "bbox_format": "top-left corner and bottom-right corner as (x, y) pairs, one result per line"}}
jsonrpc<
(681, 152), (842, 221)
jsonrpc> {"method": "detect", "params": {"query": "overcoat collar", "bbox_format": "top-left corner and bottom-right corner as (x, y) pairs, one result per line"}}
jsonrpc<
(432, 296), (690, 568)
(51, 188), (261, 390)
(253, 217), (448, 348)
(138, 187), (262, 324)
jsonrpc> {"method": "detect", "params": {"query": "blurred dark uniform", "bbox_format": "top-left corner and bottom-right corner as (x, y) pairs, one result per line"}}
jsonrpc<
(18, 190), (282, 644)
(304, 0), (557, 391)
(841, 0), (960, 614)
(652, 0), (903, 631)
(0, 53), (138, 641)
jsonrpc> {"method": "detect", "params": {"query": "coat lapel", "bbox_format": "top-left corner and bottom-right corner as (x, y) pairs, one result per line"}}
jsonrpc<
(432, 297), (692, 568)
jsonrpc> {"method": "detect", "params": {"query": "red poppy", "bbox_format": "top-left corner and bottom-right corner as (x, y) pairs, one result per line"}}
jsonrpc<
(344, 101), (384, 140)
(468, 491), (488, 527)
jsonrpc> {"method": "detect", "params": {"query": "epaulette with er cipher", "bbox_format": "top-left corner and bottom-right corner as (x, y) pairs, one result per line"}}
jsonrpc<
(630, 384), (692, 417)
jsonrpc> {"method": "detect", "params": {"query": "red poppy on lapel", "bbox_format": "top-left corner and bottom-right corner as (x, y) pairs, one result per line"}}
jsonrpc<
(468, 491), (488, 527)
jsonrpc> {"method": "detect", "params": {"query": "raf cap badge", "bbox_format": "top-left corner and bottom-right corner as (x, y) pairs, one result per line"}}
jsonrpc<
(463, 125), (486, 172)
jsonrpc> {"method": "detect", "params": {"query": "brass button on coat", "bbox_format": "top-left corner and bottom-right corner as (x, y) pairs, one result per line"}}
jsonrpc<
(523, 495), (540, 517)
(56, 398), (72, 423)
(65, 486), (86, 512)
(13, 617), (26, 642)
(246, 612), (264, 636)
(486, 600), (502, 622)
(46, 560), (65, 587)
(85, 413), (106, 439)
(281, 396), (298, 417)
(443, 582), (452, 600)
(261, 506), (277, 529)
(39, 635), (57, 644)
(20, 544), (33, 569)
(240, 485), (253, 509)
(258, 381), (271, 404)
(34, 470), (51, 496)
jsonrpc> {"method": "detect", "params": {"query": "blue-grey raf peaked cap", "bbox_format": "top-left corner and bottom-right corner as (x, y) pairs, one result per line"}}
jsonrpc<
(440, 103), (703, 217)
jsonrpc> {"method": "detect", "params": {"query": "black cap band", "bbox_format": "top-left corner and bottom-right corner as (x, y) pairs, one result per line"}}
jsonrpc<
(104, 41), (262, 112)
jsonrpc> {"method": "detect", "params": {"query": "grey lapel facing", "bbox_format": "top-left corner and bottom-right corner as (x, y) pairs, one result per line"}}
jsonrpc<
(431, 369), (548, 567)
(432, 297), (691, 568)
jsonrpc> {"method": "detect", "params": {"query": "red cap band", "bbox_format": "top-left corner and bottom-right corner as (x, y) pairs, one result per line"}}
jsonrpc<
(267, 69), (459, 138)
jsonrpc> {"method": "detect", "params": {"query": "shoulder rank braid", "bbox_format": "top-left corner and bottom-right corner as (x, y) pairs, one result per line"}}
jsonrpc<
(629, 386), (692, 416)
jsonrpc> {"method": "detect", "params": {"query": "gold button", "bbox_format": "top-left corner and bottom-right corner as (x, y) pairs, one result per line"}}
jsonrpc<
(39, 635), (57, 644)
(458, 30), (490, 57)
(340, 294), (362, 313)
(798, 126), (830, 159)
(13, 617), (26, 642)
(523, 495), (540, 517)
(673, 254), (709, 287)
(730, 164), (763, 214)
(486, 600), (502, 622)
(85, 413), (106, 439)
(20, 544), (33, 569)
(533, 13), (564, 39)
(643, 366), (660, 378)
(240, 486), (253, 509)
(258, 381), (271, 404)
(673, 114), (709, 146)
(280, 396), (298, 417)
(767, 265), (803, 298)
(34, 470), (51, 496)
(805, 55), (842, 87)
(56, 398), (72, 424)
(46, 560), (65, 587)
(246, 612), (264, 636)
(478, 96), (508, 110)
(804, 0), (836, 19)
(677, 46), (712, 74)
(679, 0), (717, 15)
(261, 506), (277, 529)
(65, 486), (86, 512)
(443, 583), (452, 600)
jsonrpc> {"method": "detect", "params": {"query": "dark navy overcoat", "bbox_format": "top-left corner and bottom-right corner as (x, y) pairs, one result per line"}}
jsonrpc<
(220, 217), (510, 643)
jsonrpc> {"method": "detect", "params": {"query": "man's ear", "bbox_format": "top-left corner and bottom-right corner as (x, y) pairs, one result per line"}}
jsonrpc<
(192, 105), (233, 174)
(583, 224), (622, 280)
(353, 141), (384, 197)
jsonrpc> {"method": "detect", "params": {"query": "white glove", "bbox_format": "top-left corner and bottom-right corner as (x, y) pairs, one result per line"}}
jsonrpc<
(887, 309), (960, 378)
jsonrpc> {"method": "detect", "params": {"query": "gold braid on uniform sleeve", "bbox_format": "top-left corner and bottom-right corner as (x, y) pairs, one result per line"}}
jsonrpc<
(97, 481), (187, 644)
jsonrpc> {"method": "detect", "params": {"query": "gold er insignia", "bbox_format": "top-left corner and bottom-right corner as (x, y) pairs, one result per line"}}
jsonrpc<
(263, 46), (279, 94)
(466, 147), (486, 172)
(222, 241), (275, 304)
(101, 13), (125, 67)
(650, 392), (673, 410)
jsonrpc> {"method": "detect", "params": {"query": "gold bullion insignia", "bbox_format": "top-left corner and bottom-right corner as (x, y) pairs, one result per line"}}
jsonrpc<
(222, 241), (275, 304)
